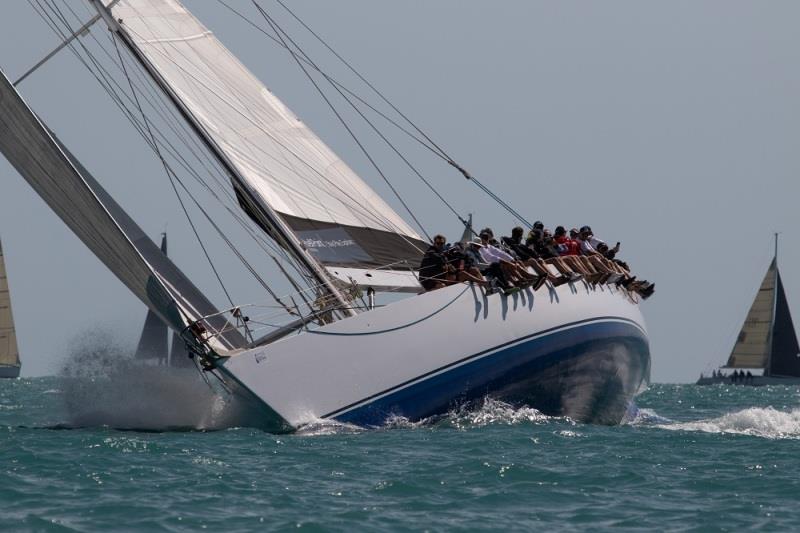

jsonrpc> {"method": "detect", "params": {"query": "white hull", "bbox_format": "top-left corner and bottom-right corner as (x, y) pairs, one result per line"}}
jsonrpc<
(217, 281), (650, 432)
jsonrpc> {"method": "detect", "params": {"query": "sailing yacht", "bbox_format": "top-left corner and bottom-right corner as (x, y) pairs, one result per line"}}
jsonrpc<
(698, 235), (800, 386)
(0, 238), (21, 378)
(0, 0), (651, 429)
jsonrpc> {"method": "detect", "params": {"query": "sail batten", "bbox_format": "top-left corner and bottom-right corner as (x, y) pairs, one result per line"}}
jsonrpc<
(106, 0), (426, 273)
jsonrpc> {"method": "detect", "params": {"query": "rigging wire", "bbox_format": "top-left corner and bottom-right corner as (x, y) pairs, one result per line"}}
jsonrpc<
(251, 1), (431, 242)
(117, 22), (427, 248)
(215, 0), (443, 159)
(31, 0), (301, 312)
(252, 1), (470, 234)
(110, 32), (236, 308)
(246, 0), (534, 229)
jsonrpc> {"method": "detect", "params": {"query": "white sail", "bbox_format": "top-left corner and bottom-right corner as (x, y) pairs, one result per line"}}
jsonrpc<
(726, 259), (776, 369)
(107, 0), (426, 273)
(0, 239), (20, 370)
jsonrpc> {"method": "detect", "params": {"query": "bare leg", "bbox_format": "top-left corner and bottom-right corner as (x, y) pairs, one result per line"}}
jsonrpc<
(457, 268), (488, 286)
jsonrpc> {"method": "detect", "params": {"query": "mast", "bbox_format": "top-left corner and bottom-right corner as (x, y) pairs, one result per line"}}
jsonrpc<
(765, 232), (780, 376)
(89, 0), (356, 319)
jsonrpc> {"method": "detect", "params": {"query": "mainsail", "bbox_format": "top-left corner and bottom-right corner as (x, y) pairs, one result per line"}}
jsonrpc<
(0, 238), (20, 372)
(726, 259), (776, 369)
(0, 71), (244, 353)
(103, 0), (427, 278)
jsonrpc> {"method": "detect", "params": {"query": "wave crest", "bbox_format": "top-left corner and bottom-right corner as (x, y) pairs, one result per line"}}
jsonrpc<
(437, 398), (563, 429)
(657, 407), (800, 439)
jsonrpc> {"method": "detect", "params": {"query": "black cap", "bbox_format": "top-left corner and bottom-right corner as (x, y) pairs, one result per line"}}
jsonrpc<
(533, 221), (544, 230)
(580, 225), (592, 234)
(555, 225), (566, 235)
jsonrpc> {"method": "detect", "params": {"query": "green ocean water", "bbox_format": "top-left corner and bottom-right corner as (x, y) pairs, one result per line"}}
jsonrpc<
(2, 374), (800, 532)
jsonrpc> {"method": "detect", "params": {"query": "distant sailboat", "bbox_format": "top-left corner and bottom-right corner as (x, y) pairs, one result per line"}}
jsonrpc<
(698, 234), (800, 385)
(0, 238), (21, 378)
(134, 232), (191, 368)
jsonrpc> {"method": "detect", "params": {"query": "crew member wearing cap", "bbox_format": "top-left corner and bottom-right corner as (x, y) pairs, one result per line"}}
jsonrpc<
(501, 227), (564, 288)
(478, 231), (539, 290)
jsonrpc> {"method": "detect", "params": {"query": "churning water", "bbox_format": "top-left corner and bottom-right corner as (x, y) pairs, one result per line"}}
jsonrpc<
(2, 352), (800, 531)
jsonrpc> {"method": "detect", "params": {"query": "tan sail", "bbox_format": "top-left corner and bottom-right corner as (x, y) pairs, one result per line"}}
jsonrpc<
(0, 238), (20, 369)
(726, 259), (776, 368)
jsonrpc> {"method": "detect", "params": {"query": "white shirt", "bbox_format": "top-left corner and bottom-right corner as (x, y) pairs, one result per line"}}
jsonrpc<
(579, 238), (596, 255)
(589, 236), (606, 248)
(479, 244), (514, 264)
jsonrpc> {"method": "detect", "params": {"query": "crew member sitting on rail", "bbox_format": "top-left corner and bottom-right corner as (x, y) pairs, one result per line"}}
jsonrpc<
(467, 239), (514, 293)
(478, 231), (539, 289)
(444, 241), (488, 287)
(502, 226), (567, 288)
(418, 234), (453, 292)
(578, 226), (655, 298)
(526, 228), (586, 282)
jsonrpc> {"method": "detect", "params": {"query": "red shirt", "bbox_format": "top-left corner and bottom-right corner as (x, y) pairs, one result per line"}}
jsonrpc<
(554, 236), (579, 256)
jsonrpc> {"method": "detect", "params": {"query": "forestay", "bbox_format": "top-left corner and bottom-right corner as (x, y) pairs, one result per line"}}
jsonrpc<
(107, 0), (427, 279)
(0, 71), (244, 353)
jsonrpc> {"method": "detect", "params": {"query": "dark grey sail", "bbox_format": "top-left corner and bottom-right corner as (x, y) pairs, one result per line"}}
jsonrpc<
(135, 233), (195, 367)
(135, 234), (169, 363)
(766, 270), (800, 377)
(170, 331), (192, 368)
(0, 70), (245, 354)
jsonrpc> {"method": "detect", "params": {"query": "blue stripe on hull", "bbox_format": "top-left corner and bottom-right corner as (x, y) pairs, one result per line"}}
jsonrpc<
(334, 320), (650, 426)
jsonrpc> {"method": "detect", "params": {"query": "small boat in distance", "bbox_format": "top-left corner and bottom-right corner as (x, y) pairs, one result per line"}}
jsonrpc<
(134, 232), (191, 368)
(0, 237), (21, 378)
(698, 234), (800, 385)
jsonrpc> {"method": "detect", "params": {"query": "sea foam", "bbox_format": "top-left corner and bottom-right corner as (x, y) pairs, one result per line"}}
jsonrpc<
(56, 328), (251, 431)
(657, 406), (800, 440)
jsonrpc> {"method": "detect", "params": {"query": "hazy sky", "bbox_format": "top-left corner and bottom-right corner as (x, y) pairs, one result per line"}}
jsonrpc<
(0, 1), (798, 382)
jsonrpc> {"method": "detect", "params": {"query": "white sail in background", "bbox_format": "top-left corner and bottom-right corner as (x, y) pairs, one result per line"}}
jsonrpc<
(0, 239), (20, 371)
(107, 0), (427, 272)
(726, 259), (776, 369)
